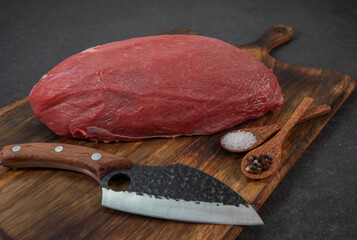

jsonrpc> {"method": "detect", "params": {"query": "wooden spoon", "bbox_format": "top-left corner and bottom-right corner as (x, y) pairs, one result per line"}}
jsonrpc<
(240, 97), (314, 180)
(221, 104), (331, 153)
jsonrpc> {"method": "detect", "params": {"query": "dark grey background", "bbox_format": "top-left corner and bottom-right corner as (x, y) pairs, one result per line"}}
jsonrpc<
(1, 0), (356, 239)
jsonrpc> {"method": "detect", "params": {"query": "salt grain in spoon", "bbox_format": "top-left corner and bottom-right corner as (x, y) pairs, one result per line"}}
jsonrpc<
(220, 104), (331, 153)
(221, 131), (257, 151)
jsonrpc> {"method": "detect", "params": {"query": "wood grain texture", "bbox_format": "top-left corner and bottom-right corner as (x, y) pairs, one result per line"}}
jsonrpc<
(0, 25), (354, 240)
(1, 143), (132, 182)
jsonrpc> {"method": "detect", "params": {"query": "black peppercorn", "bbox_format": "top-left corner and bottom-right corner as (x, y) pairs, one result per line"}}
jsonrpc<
(245, 154), (273, 175)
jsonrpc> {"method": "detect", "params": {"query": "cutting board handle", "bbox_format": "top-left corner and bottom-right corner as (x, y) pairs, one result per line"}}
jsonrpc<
(255, 25), (294, 53)
(0, 143), (132, 182)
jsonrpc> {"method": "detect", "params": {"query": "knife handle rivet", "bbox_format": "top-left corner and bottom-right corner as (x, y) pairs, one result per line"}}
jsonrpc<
(54, 146), (63, 152)
(91, 153), (102, 161)
(12, 146), (21, 152)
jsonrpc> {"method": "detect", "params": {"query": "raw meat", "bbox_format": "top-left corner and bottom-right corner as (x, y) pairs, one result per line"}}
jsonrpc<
(29, 35), (283, 142)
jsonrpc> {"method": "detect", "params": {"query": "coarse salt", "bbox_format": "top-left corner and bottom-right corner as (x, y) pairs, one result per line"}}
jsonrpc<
(222, 131), (257, 150)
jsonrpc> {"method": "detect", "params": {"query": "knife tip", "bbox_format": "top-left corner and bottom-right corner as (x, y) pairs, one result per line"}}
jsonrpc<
(245, 204), (264, 226)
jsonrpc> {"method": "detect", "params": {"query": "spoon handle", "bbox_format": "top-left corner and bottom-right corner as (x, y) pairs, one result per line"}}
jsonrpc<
(274, 97), (314, 143)
(276, 104), (331, 128)
(299, 104), (331, 122)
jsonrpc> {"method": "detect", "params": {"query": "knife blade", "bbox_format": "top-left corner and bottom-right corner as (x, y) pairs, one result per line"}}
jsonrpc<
(0, 143), (263, 225)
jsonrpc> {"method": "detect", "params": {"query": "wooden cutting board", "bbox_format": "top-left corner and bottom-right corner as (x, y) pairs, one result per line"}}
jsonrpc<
(0, 25), (354, 240)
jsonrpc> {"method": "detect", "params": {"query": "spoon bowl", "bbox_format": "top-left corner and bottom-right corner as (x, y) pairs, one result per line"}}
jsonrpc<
(241, 145), (282, 180)
(241, 97), (314, 180)
(221, 104), (330, 153)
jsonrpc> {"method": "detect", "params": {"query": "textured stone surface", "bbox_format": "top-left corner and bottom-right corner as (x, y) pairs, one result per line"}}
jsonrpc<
(0, 0), (356, 239)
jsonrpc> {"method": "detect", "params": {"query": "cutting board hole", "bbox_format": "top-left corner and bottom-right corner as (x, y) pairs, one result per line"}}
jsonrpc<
(274, 27), (284, 33)
(108, 174), (131, 192)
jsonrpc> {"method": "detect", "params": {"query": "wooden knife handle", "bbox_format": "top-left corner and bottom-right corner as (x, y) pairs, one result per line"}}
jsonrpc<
(0, 143), (132, 182)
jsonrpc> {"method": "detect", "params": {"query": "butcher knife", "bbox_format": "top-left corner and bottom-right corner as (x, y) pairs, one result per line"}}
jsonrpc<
(0, 143), (263, 225)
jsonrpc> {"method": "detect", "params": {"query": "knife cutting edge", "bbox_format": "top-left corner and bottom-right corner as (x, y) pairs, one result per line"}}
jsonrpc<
(0, 143), (263, 225)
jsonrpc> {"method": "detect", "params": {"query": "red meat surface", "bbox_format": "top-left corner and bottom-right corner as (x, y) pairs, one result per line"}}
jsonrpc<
(29, 35), (283, 142)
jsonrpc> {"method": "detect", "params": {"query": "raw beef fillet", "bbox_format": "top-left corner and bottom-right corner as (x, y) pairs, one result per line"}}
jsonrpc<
(29, 35), (283, 142)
